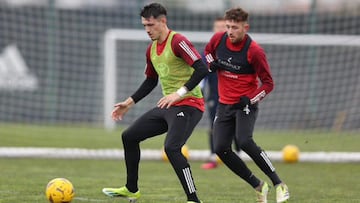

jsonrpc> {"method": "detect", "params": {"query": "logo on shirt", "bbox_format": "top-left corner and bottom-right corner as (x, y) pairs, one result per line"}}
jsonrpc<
(218, 58), (242, 70)
(177, 112), (185, 117)
(157, 63), (170, 77)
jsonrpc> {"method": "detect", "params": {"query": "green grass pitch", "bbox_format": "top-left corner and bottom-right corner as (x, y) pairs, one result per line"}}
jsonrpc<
(1, 159), (359, 203)
(0, 124), (359, 202)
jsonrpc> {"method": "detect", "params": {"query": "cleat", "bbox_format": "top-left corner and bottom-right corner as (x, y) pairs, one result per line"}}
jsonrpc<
(201, 161), (217, 170)
(276, 183), (290, 203)
(102, 186), (141, 202)
(256, 181), (269, 203)
(187, 201), (203, 203)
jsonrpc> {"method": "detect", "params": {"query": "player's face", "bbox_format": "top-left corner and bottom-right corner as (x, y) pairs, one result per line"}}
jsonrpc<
(142, 16), (166, 41)
(225, 20), (249, 43)
(213, 20), (226, 33)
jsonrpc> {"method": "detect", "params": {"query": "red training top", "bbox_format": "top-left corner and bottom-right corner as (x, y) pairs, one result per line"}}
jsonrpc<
(205, 32), (274, 105)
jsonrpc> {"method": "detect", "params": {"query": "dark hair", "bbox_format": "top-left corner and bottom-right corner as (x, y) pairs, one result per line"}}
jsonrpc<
(140, 3), (167, 18)
(224, 7), (249, 22)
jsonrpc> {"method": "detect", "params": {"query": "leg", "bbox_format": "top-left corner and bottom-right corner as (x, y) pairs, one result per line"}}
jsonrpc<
(235, 105), (281, 186)
(200, 128), (218, 170)
(213, 104), (261, 188)
(122, 107), (168, 192)
(164, 106), (203, 202)
(207, 72), (219, 156)
(233, 135), (241, 154)
(235, 105), (290, 202)
(202, 83), (219, 169)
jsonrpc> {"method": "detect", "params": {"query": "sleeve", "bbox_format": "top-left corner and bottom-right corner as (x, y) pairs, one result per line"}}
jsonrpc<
(247, 42), (274, 104)
(144, 43), (158, 79)
(171, 33), (208, 91)
(130, 43), (159, 103)
(130, 77), (158, 103)
(171, 33), (201, 66)
(184, 59), (209, 91)
(204, 32), (224, 64)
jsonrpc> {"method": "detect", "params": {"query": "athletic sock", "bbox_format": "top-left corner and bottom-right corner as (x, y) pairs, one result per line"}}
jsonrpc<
(268, 172), (282, 186)
(123, 140), (140, 193)
(217, 149), (261, 188)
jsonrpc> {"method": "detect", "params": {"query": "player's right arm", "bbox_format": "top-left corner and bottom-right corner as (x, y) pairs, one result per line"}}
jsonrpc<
(112, 97), (135, 121)
(112, 44), (158, 121)
(204, 32), (224, 68)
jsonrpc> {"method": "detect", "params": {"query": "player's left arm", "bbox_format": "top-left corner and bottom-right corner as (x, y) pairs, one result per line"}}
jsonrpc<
(157, 34), (208, 108)
(247, 43), (274, 104)
(172, 34), (208, 91)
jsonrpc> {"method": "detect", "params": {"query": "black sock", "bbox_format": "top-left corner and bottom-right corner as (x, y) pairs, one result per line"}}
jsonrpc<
(241, 141), (282, 186)
(123, 140), (140, 193)
(268, 172), (282, 186)
(173, 166), (199, 202)
(167, 153), (199, 202)
(217, 150), (261, 188)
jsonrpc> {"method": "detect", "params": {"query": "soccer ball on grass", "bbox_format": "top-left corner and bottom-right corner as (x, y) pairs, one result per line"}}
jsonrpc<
(46, 178), (75, 203)
(282, 144), (300, 163)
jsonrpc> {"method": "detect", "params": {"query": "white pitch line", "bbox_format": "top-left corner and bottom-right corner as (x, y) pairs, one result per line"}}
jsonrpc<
(74, 197), (107, 202)
(0, 147), (359, 162)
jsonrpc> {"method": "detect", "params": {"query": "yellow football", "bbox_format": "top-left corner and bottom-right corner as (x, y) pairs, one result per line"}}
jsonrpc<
(46, 178), (75, 203)
(282, 144), (300, 163)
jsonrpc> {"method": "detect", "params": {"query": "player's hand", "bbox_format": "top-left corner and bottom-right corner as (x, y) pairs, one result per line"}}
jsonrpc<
(232, 96), (250, 109)
(209, 59), (222, 72)
(111, 98), (134, 121)
(157, 92), (182, 109)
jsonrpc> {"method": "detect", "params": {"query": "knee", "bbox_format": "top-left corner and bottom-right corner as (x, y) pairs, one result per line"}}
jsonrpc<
(164, 144), (181, 159)
(237, 138), (256, 151)
(214, 144), (231, 157)
(121, 128), (136, 143)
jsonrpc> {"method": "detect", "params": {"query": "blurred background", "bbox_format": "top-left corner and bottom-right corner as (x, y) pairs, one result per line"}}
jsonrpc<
(0, 0), (359, 132)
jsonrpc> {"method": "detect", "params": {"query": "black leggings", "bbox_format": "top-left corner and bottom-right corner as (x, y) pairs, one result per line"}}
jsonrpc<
(122, 105), (202, 199)
(213, 103), (281, 187)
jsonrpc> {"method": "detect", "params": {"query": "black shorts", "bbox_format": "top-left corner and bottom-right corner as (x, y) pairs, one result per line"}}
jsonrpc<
(213, 103), (258, 150)
(123, 105), (203, 147)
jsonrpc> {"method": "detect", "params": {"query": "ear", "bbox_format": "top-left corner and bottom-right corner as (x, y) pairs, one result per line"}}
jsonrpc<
(244, 23), (250, 31)
(160, 16), (167, 24)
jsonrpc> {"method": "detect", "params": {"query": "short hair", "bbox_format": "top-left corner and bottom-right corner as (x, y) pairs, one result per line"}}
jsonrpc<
(224, 7), (249, 22)
(140, 3), (167, 19)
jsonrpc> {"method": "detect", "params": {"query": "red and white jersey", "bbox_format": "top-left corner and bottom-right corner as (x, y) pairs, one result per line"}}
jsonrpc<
(205, 32), (274, 105)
